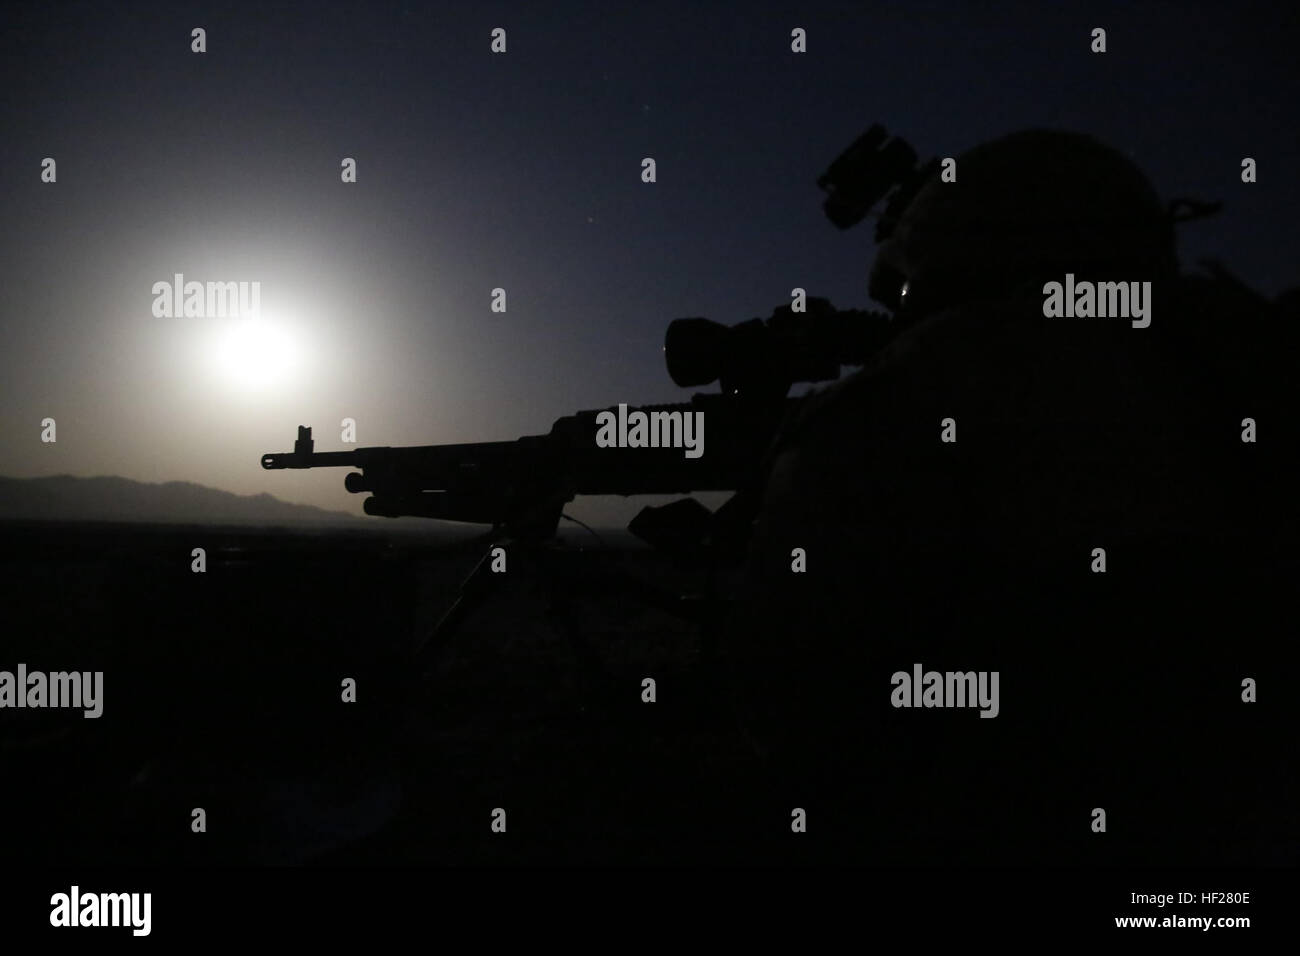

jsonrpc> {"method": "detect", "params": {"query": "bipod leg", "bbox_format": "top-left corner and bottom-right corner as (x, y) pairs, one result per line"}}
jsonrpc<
(414, 538), (505, 680)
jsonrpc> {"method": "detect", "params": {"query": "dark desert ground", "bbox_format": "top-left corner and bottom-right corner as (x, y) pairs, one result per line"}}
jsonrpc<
(4, 513), (1297, 870)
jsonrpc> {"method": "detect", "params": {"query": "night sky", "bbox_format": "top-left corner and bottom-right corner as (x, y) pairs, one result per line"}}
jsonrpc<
(2, 0), (1296, 525)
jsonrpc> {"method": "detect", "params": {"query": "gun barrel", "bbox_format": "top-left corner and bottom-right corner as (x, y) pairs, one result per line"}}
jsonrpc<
(261, 449), (364, 470)
(260, 435), (553, 496)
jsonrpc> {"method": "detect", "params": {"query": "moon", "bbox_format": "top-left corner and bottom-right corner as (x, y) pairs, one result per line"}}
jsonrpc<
(211, 317), (303, 393)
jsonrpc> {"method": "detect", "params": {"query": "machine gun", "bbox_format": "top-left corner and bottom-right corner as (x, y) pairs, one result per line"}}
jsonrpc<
(262, 297), (896, 548)
(260, 124), (928, 673)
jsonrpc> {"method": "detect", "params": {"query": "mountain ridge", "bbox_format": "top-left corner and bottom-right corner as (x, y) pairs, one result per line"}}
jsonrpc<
(0, 474), (361, 525)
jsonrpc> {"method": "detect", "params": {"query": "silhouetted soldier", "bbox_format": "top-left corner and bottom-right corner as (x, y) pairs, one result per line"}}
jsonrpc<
(724, 130), (1297, 865)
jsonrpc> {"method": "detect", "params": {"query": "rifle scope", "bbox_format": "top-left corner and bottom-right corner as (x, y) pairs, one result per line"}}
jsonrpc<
(664, 298), (894, 396)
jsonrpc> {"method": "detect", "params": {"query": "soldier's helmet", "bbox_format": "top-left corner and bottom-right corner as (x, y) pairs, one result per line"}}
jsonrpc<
(869, 130), (1178, 318)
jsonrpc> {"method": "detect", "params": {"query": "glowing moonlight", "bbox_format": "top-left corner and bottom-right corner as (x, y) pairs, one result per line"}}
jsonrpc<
(211, 318), (302, 392)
